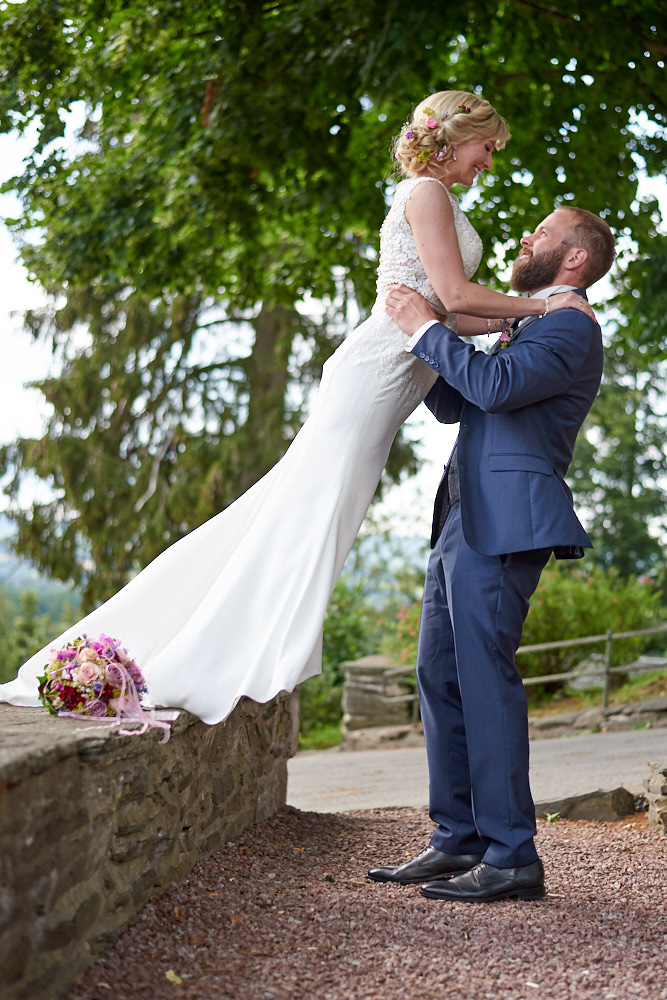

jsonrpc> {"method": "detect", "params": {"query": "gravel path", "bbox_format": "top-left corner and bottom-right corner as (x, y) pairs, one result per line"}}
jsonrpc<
(68, 807), (667, 1000)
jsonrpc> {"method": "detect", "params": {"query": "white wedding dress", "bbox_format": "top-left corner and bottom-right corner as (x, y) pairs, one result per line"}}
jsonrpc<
(0, 177), (482, 725)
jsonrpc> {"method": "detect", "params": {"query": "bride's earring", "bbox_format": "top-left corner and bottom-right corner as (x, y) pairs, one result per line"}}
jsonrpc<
(451, 148), (457, 161)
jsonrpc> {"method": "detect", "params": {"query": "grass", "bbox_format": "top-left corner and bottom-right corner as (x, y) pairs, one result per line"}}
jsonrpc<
(527, 669), (667, 717)
(298, 721), (343, 752)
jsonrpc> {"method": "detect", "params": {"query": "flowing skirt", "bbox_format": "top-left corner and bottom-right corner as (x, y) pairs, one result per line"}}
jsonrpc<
(0, 311), (436, 724)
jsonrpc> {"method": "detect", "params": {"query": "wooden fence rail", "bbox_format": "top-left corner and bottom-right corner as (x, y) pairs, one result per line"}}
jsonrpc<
(374, 622), (667, 712)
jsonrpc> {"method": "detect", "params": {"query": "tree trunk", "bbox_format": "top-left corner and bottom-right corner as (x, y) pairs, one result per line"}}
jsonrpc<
(240, 302), (299, 493)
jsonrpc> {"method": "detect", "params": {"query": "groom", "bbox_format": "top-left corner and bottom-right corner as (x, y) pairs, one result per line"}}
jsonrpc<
(370, 206), (615, 902)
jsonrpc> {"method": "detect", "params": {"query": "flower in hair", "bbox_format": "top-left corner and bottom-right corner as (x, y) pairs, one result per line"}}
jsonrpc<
(442, 112), (450, 120)
(457, 104), (472, 114)
(426, 118), (438, 129)
(416, 149), (431, 163)
(422, 106), (435, 116)
(405, 129), (414, 139)
(434, 149), (447, 161)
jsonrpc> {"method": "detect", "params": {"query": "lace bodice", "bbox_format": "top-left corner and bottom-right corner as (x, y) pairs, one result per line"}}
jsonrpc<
(373, 176), (483, 326)
(329, 173), (484, 411)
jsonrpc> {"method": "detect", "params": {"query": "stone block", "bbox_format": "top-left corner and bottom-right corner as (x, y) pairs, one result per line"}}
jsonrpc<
(341, 724), (425, 751)
(535, 786), (636, 822)
(628, 695), (667, 714)
(602, 716), (641, 732)
(644, 760), (667, 833)
(529, 711), (582, 731)
(342, 656), (415, 733)
(573, 707), (606, 730)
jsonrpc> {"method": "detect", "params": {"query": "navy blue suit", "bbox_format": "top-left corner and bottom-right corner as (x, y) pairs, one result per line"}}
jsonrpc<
(411, 302), (602, 867)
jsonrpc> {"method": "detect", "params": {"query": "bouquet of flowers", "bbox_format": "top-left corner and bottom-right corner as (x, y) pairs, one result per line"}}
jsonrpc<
(37, 633), (170, 741)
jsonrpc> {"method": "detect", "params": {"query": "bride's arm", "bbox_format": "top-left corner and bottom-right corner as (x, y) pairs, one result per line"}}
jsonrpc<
(455, 315), (509, 337)
(405, 182), (580, 321)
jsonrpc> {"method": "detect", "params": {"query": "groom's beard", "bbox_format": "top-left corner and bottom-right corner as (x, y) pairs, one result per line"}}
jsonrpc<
(510, 243), (571, 293)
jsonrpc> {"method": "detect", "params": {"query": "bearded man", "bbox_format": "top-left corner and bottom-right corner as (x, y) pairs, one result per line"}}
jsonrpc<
(369, 207), (615, 903)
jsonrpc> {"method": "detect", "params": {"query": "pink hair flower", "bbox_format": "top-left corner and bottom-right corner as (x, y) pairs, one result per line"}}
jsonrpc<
(434, 149), (447, 161)
(426, 118), (438, 129)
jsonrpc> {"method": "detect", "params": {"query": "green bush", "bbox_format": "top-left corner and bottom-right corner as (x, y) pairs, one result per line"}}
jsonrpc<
(377, 562), (663, 692)
(519, 562), (662, 681)
(379, 601), (421, 666)
(298, 576), (376, 745)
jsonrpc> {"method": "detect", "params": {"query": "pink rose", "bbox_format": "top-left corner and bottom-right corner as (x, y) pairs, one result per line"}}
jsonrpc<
(79, 647), (99, 662)
(426, 118), (438, 128)
(76, 662), (103, 685)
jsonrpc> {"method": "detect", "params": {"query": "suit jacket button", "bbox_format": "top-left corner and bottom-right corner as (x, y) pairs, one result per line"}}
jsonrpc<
(419, 352), (426, 359)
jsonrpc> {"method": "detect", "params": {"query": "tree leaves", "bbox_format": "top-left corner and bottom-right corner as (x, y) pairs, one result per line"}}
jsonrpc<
(1, 0), (666, 598)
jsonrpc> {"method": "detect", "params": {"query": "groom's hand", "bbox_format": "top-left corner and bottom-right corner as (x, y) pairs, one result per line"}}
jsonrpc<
(386, 285), (438, 335)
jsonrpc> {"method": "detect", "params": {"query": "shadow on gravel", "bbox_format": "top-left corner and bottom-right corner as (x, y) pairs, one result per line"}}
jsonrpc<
(69, 807), (666, 1000)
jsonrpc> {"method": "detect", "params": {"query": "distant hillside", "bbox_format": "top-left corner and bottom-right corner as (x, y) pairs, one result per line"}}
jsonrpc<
(0, 527), (81, 621)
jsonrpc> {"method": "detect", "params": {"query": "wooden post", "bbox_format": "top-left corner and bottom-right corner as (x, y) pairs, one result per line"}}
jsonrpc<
(603, 629), (613, 708)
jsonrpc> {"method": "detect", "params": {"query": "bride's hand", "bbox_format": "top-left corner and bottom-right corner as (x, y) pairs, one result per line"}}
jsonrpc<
(546, 291), (597, 322)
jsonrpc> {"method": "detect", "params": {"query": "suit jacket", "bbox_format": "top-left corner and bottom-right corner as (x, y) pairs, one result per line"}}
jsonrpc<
(412, 299), (603, 556)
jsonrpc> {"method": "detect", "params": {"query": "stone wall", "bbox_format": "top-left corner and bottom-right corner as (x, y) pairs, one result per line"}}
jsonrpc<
(644, 760), (667, 832)
(0, 692), (299, 1000)
(341, 655), (416, 738)
(529, 695), (667, 739)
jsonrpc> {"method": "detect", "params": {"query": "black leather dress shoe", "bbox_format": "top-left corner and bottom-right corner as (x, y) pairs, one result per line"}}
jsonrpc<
(419, 860), (545, 902)
(367, 846), (485, 885)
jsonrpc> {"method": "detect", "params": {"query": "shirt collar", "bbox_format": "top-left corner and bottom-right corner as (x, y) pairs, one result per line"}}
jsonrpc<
(529, 284), (577, 298)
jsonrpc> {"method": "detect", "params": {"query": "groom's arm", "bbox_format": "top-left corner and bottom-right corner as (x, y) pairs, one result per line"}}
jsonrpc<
(401, 307), (464, 425)
(412, 314), (599, 413)
(388, 286), (600, 413)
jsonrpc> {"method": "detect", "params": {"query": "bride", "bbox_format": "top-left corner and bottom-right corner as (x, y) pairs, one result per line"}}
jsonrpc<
(0, 90), (590, 725)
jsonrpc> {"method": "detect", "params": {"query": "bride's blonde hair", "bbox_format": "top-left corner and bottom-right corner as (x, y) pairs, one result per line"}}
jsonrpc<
(393, 91), (510, 176)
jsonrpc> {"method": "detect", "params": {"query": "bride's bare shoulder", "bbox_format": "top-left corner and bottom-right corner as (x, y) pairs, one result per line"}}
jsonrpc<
(404, 177), (453, 221)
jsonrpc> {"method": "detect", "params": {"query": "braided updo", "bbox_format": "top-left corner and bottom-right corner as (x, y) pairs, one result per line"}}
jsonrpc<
(393, 90), (510, 176)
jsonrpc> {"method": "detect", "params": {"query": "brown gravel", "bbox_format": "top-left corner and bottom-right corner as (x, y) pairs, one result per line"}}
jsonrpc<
(68, 807), (667, 1000)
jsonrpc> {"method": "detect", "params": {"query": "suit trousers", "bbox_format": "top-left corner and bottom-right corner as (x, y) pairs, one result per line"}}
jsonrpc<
(416, 502), (551, 868)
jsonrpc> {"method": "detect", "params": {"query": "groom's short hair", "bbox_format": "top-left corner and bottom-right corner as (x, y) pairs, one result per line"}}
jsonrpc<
(560, 207), (616, 287)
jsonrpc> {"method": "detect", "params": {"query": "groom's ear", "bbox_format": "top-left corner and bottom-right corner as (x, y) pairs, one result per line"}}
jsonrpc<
(563, 246), (588, 273)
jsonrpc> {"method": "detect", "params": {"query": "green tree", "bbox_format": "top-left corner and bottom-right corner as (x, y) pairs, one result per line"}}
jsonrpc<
(569, 338), (667, 577)
(0, 0), (665, 602)
(0, 589), (63, 684)
(569, 228), (667, 576)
